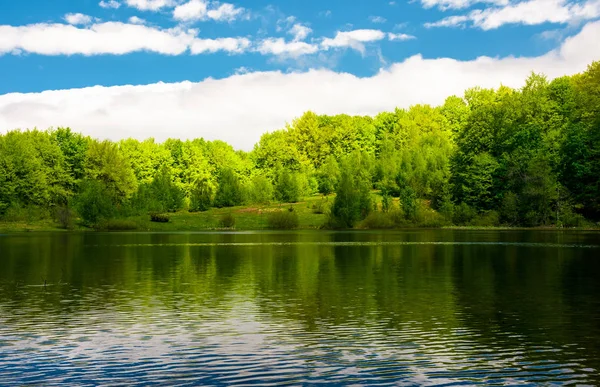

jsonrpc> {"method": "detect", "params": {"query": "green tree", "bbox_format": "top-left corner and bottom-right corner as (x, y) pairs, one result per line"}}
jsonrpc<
(329, 153), (372, 228)
(317, 155), (340, 195)
(74, 180), (114, 225)
(189, 178), (215, 212)
(214, 168), (243, 208)
(275, 168), (301, 203)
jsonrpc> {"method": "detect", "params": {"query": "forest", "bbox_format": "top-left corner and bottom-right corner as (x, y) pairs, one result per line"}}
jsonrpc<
(0, 61), (599, 230)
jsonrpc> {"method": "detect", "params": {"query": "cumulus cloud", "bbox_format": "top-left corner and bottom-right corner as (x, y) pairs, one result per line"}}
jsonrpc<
(257, 38), (319, 57)
(426, 0), (600, 29)
(388, 32), (416, 40)
(2, 20), (599, 150)
(128, 16), (147, 24)
(191, 37), (251, 54)
(99, 0), (121, 9)
(288, 23), (312, 41)
(173, 0), (244, 22)
(369, 16), (387, 23)
(420, 0), (508, 10)
(0, 22), (197, 55)
(0, 22), (252, 56)
(321, 29), (387, 53)
(125, 0), (175, 11)
(64, 13), (93, 26)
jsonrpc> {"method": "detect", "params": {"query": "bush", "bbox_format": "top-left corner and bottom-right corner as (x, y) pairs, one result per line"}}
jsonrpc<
(312, 197), (329, 214)
(95, 219), (138, 231)
(189, 178), (214, 212)
(150, 213), (170, 223)
(2, 203), (50, 222)
(267, 209), (299, 229)
(359, 211), (395, 229)
(219, 213), (236, 228)
(55, 205), (74, 229)
(214, 168), (243, 208)
(453, 202), (476, 225)
(275, 168), (300, 203)
(75, 180), (114, 226)
(415, 202), (447, 227)
(471, 210), (500, 227)
(247, 175), (273, 204)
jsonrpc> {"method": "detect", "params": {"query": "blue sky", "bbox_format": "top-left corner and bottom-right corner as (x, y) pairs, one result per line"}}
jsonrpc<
(0, 0), (599, 148)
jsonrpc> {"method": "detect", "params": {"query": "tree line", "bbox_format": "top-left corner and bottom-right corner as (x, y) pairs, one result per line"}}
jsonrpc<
(1, 61), (599, 228)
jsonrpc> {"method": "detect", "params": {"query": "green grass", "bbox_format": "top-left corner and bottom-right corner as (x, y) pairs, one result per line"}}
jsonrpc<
(1, 194), (598, 233)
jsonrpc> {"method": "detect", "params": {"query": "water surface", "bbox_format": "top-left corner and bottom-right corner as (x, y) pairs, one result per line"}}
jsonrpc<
(1, 230), (599, 386)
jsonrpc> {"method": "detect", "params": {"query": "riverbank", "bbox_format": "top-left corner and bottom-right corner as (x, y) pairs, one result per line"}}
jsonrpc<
(1, 195), (598, 233)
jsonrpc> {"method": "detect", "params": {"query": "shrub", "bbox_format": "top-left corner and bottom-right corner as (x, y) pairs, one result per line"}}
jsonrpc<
(150, 213), (170, 223)
(74, 180), (114, 226)
(560, 207), (588, 228)
(214, 168), (243, 208)
(95, 219), (138, 231)
(189, 178), (214, 212)
(415, 203), (447, 227)
(267, 210), (299, 229)
(55, 205), (74, 229)
(247, 175), (273, 204)
(453, 202), (476, 225)
(359, 211), (394, 229)
(500, 192), (519, 225)
(219, 213), (236, 228)
(329, 158), (372, 228)
(471, 210), (500, 227)
(150, 166), (185, 212)
(275, 168), (300, 203)
(312, 197), (329, 214)
(2, 203), (50, 222)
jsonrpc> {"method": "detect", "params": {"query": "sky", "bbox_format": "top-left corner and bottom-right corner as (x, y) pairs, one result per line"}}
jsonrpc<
(0, 0), (599, 149)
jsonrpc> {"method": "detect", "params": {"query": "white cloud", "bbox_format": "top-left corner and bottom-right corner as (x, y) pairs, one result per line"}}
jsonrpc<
(207, 3), (244, 21)
(257, 38), (319, 57)
(288, 23), (312, 41)
(173, 0), (208, 21)
(3, 20), (598, 151)
(426, 0), (600, 29)
(191, 37), (250, 54)
(0, 22), (197, 55)
(125, 0), (175, 11)
(173, 0), (245, 22)
(64, 13), (93, 26)
(321, 29), (387, 53)
(99, 0), (121, 9)
(420, 0), (508, 11)
(388, 32), (416, 40)
(369, 16), (387, 23)
(128, 16), (147, 25)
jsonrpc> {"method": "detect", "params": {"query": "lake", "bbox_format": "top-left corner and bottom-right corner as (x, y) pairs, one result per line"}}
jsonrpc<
(1, 230), (599, 386)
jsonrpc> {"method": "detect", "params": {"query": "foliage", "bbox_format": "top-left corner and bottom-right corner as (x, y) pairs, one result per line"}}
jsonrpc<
(214, 168), (243, 208)
(55, 205), (74, 229)
(150, 213), (170, 223)
(267, 209), (300, 229)
(329, 153), (372, 228)
(247, 174), (273, 204)
(2, 61), (600, 228)
(189, 178), (214, 212)
(275, 168), (301, 203)
(219, 213), (236, 228)
(74, 180), (115, 225)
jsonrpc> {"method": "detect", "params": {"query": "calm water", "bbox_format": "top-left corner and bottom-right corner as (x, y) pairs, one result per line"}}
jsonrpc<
(1, 230), (600, 386)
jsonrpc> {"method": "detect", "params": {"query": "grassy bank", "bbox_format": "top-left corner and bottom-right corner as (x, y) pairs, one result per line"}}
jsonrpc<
(0, 195), (330, 233)
(1, 194), (598, 233)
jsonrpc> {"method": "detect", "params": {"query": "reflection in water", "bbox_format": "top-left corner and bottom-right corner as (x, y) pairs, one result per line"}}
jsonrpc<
(0, 230), (599, 385)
